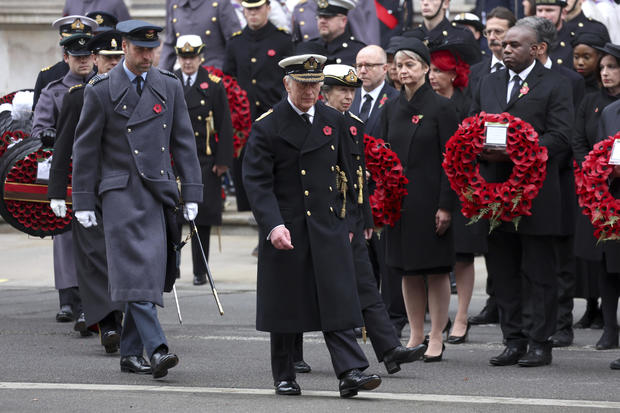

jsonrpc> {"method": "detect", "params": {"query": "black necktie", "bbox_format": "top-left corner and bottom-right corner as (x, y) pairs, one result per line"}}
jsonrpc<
(508, 74), (521, 103)
(301, 113), (311, 125)
(185, 76), (191, 88)
(136, 76), (143, 96)
(492, 62), (504, 73)
(360, 94), (373, 122)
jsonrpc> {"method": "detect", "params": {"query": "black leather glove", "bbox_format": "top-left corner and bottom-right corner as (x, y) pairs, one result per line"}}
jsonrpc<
(39, 128), (56, 147)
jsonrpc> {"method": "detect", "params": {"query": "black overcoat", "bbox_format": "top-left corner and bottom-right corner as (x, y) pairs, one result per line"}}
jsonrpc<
(379, 82), (457, 272)
(470, 60), (574, 236)
(175, 67), (233, 226)
(242, 99), (363, 333)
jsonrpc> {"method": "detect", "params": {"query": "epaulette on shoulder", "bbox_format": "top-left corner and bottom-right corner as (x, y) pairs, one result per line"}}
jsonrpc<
(88, 73), (109, 85)
(349, 112), (363, 124)
(232, 30), (242, 37)
(158, 68), (177, 79)
(69, 83), (84, 93)
(41, 65), (52, 72)
(208, 73), (221, 83)
(255, 108), (273, 122)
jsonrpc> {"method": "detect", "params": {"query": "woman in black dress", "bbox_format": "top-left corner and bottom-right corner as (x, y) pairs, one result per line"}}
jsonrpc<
(379, 38), (458, 361)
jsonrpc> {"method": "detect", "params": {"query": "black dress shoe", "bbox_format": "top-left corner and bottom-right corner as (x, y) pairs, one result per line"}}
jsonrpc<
(73, 312), (91, 337)
(423, 343), (445, 362)
(423, 318), (452, 345)
(193, 273), (207, 286)
(120, 356), (152, 374)
(550, 329), (573, 348)
(489, 345), (527, 366)
(293, 360), (311, 373)
(468, 304), (499, 325)
(518, 344), (552, 367)
(274, 380), (301, 396)
(595, 328), (619, 350)
(339, 369), (381, 398)
(56, 305), (74, 323)
(150, 349), (179, 378)
(101, 330), (121, 354)
(610, 358), (620, 370)
(447, 322), (471, 344)
(384, 344), (426, 374)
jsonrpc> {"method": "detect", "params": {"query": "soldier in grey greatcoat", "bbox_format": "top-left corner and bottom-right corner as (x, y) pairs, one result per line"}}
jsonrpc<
(159, 0), (241, 71)
(63, 0), (131, 21)
(31, 28), (96, 333)
(72, 20), (203, 379)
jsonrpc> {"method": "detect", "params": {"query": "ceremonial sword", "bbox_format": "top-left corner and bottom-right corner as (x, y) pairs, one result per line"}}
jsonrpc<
(190, 220), (224, 315)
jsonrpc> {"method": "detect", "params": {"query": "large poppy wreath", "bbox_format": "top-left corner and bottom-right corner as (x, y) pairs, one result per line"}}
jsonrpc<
(364, 134), (408, 227)
(574, 132), (620, 242)
(442, 112), (548, 232)
(203, 66), (251, 158)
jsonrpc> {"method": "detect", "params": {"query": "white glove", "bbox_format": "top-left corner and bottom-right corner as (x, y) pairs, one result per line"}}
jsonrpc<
(50, 199), (67, 218)
(183, 202), (198, 221)
(75, 211), (97, 228)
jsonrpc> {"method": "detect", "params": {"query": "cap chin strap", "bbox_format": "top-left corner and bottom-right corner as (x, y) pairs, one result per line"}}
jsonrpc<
(428, 0), (445, 21)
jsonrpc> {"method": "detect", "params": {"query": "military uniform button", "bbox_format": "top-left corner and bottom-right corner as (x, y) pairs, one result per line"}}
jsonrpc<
(303, 34), (308, 39)
(329, 206), (333, 212)
(197, 115), (202, 120)
(300, 21), (305, 26)
(353, 183), (357, 189)
(173, 3), (178, 8)
(140, 172), (145, 177)
(176, 32), (180, 37)
(301, 169), (306, 175)
(329, 186), (333, 191)
(251, 57), (257, 63)
(173, 18), (177, 23)
(163, 123), (167, 128)
(304, 190), (309, 196)
(343, 42), (348, 48)
(336, 58), (342, 64)
(331, 166), (335, 171)
(200, 100), (205, 105)
(560, 41), (565, 47)
(195, 131), (199, 136)
(252, 79), (257, 84)
(442, 30), (448, 36)
(160, 170), (165, 176)
(571, 31), (575, 36)
(557, 58), (563, 64)
(330, 145), (335, 150)
(205, 30), (211, 35)
(306, 210), (311, 216)
(578, 22), (584, 27)
(212, 17), (217, 22)
(161, 147), (165, 152)
(134, 149), (139, 154)
(256, 101), (260, 106)
(122, 105), (127, 110)
(356, 155), (360, 160)
(300, 7), (304, 12)
(212, 1), (218, 6)
(127, 128), (132, 133)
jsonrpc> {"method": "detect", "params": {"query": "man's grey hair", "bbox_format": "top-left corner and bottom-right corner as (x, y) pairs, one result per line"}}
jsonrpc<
(516, 16), (558, 52)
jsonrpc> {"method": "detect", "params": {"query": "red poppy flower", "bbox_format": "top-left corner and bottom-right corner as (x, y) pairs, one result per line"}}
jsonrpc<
(350, 126), (357, 136)
(267, 49), (276, 57)
(323, 126), (332, 136)
(519, 85), (529, 96)
(411, 115), (421, 124)
(200, 82), (209, 89)
(153, 104), (162, 113)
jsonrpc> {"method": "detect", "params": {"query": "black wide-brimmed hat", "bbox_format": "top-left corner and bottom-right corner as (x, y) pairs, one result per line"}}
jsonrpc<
(594, 42), (620, 60)
(426, 31), (482, 65)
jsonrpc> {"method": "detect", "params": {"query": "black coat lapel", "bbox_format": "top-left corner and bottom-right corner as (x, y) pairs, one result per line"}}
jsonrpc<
(277, 100), (309, 150)
(301, 102), (333, 154)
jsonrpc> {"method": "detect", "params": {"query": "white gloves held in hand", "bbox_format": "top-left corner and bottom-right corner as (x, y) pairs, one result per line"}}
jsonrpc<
(50, 199), (67, 218)
(75, 210), (97, 228)
(183, 202), (198, 221)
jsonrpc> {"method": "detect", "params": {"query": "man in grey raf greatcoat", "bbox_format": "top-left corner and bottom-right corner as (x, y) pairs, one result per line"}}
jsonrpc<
(72, 20), (203, 379)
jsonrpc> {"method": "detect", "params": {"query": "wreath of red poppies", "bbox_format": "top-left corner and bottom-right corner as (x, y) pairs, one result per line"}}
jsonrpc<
(203, 66), (251, 158)
(363, 134), (408, 227)
(442, 112), (548, 232)
(574, 132), (620, 242)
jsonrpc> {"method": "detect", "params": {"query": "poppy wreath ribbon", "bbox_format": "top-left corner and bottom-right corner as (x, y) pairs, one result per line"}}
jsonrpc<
(442, 112), (548, 232)
(204, 66), (251, 158)
(363, 134), (408, 227)
(574, 132), (620, 243)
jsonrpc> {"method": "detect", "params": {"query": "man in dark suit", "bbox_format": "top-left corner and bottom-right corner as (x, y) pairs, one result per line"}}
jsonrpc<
(470, 24), (574, 366)
(242, 53), (381, 397)
(72, 20), (203, 379)
(174, 35), (234, 286)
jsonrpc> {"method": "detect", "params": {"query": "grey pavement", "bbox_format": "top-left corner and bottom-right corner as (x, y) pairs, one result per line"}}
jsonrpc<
(0, 211), (619, 412)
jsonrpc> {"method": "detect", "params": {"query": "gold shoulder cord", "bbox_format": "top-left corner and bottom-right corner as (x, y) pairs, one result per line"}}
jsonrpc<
(335, 165), (347, 218)
(205, 110), (215, 155)
(357, 165), (363, 204)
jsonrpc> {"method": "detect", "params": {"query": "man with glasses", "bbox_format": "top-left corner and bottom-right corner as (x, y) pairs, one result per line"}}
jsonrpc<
(306, 0), (365, 65)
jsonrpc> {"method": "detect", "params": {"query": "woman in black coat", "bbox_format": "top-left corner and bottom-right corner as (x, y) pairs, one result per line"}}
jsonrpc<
(573, 43), (620, 351)
(379, 38), (458, 361)
(428, 46), (486, 344)
(572, 31), (610, 96)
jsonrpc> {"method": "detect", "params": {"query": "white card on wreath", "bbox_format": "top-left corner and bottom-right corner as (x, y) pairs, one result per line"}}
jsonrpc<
(609, 140), (620, 165)
(484, 122), (508, 148)
(36, 156), (52, 183)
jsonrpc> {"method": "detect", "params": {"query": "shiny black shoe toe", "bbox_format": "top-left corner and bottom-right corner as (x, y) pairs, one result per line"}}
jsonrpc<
(489, 345), (526, 366)
(73, 312), (91, 336)
(101, 330), (121, 353)
(447, 322), (471, 344)
(423, 343), (445, 363)
(610, 358), (620, 370)
(120, 356), (152, 374)
(550, 329), (573, 348)
(150, 350), (179, 379)
(339, 369), (381, 398)
(193, 274), (207, 286)
(56, 306), (74, 323)
(293, 360), (311, 373)
(468, 305), (499, 325)
(595, 329), (619, 350)
(274, 380), (301, 396)
(518, 344), (552, 367)
(384, 344), (426, 374)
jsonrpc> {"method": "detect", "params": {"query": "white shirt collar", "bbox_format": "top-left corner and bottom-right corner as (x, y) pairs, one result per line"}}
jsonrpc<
(359, 80), (385, 114)
(541, 56), (552, 69)
(490, 54), (505, 70)
(182, 72), (198, 86)
(508, 59), (536, 83)
(287, 96), (315, 123)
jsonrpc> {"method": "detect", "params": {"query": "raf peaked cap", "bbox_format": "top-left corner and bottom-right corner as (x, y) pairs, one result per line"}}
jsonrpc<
(87, 30), (124, 55)
(86, 11), (119, 32)
(52, 15), (98, 37)
(323, 64), (362, 87)
(60, 33), (93, 56)
(594, 42), (620, 60)
(396, 37), (431, 66)
(116, 20), (163, 48)
(534, 0), (567, 7)
(241, 0), (269, 8)
(279, 54), (327, 82)
(175, 35), (205, 56)
(316, 0), (356, 17)
(452, 12), (484, 33)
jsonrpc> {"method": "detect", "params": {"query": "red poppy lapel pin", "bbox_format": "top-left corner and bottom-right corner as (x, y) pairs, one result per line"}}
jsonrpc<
(323, 126), (332, 136)
(153, 104), (162, 114)
(200, 82), (209, 89)
(378, 93), (388, 108)
(267, 49), (276, 57)
(411, 114), (423, 124)
(518, 82), (529, 98)
(350, 126), (357, 136)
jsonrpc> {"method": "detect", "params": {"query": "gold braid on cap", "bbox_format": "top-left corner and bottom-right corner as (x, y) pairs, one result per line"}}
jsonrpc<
(303, 57), (319, 70)
(95, 15), (104, 24)
(182, 42), (194, 53)
(345, 69), (358, 84)
(71, 19), (83, 30)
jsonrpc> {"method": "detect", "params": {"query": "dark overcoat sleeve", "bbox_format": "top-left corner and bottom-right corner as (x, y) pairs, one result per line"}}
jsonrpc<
(572, 98), (591, 164)
(222, 40), (237, 77)
(437, 97), (458, 211)
(213, 81), (234, 168)
(537, 82), (573, 159)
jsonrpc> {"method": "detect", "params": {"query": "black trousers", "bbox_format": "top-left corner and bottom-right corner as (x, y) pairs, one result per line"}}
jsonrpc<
(58, 287), (82, 313)
(483, 254), (497, 310)
(554, 235), (576, 333)
(271, 330), (368, 381)
(191, 224), (211, 276)
(486, 231), (559, 345)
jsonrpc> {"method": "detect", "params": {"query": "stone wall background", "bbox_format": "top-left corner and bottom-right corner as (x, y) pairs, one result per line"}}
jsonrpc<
(0, 0), (474, 95)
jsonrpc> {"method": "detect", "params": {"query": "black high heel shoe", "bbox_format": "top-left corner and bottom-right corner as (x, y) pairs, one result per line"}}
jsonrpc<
(447, 322), (471, 344)
(423, 318), (452, 345)
(423, 343), (445, 362)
